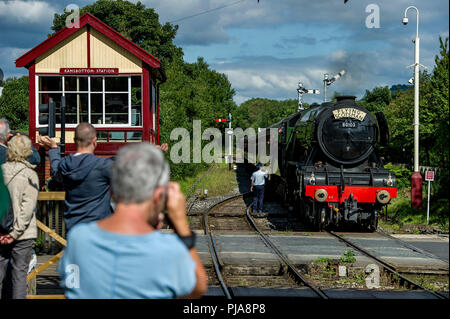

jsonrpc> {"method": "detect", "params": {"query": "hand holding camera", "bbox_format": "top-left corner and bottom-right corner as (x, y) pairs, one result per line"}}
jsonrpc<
(165, 182), (190, 236)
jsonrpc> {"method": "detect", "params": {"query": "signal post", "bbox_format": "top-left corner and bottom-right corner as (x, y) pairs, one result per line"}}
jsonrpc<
(216, 115), (233, 170)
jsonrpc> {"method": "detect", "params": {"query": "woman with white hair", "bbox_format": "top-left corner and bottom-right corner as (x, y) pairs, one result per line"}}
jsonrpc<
(0, 134), (39, 299)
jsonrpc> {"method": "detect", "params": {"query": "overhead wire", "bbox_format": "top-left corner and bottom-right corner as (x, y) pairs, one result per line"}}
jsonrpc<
(168, 0), (250, 24)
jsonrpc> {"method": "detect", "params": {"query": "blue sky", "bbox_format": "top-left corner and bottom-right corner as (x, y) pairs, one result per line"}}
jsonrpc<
(0, 0), (448, 104)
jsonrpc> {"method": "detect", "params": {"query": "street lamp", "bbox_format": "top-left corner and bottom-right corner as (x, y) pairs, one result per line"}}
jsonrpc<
(403, 6), (423, 209)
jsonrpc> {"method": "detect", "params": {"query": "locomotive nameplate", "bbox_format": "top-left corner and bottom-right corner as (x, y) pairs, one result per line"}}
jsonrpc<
(333, 108), (366, 121)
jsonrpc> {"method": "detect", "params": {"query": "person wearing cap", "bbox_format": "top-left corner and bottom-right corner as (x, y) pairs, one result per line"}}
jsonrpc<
(250, 163), (268, 214)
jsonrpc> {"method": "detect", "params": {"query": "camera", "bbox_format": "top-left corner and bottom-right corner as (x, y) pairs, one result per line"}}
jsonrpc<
(402, 17), (409, 25)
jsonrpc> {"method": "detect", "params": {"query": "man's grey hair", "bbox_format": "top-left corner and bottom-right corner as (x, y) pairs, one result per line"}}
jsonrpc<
(111, 143), (170, 204)
(0, 118), (10, 143)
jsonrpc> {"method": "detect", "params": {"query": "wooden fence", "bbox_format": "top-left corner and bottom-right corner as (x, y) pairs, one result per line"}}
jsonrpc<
(26, 192), (67, 299)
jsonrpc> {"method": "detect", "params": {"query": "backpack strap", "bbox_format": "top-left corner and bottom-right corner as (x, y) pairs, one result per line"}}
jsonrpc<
(5, 167), (27, 186)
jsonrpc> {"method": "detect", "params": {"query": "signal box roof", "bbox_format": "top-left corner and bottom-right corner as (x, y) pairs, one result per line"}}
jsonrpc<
(15, 12), (165, 81)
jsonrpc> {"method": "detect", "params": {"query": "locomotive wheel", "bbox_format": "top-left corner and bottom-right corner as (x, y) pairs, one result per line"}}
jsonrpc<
(305, 201), (314, 226)
(368, 213), (378, 232)
(283, 183), (290, 206)
(316, 207), (326, 231)
(298, 198), (308, 222)
(311, 202), (323, 231)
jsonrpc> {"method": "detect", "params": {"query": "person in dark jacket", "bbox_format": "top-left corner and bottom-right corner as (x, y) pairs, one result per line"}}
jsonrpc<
(0, 119), (40, 165)
(38, 123), (113, 233)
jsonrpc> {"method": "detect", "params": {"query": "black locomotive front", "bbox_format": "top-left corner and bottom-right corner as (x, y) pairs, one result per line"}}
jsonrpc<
(316, 99), (378, 165)
(273, 96), (397, 231)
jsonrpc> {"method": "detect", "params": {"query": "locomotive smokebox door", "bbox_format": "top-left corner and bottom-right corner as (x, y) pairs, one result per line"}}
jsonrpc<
(316, 97), (378, 165)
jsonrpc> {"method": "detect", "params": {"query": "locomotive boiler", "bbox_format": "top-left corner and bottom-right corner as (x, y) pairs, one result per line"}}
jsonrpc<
(250, 96), (397, 231)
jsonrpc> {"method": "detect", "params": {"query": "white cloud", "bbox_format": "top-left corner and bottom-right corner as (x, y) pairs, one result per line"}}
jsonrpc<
(140, 0), (448, 46)
(0, 46), (29, 79)
(213, 44), (426, 105)
(330, 50), (348, 62)
(0, 0), (56, 24)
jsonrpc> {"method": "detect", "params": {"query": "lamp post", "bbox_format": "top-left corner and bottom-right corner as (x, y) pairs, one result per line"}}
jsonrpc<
(0, 68), (4, 97)
(403, 6), (422, 209)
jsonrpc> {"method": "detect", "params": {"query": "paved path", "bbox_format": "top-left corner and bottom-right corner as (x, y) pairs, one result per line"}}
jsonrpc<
(391, 234), (449, 262)
(194, 232), (448, 273)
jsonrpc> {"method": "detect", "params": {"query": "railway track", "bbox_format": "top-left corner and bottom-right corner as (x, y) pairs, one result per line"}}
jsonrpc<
(202, 194), (244, 299)
(245, 205), (329, 299)
(198, 193), (448, 298)
(202, 194), (329, 299)
(326, 230), (448, 299)
(185, 163), (216, 201)
(185, 163), (448, 298)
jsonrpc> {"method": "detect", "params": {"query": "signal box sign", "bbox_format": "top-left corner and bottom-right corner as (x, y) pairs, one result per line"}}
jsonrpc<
(60, 68), (119, 74)
(425, 171), (435, 181)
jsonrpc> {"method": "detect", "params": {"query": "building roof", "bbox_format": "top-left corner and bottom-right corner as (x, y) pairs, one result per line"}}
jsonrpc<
(15, 13), (165, 80)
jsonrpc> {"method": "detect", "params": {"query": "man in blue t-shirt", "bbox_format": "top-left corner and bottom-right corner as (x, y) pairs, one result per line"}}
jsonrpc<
(57, 143), (208, 298)
(250, 163), (268, 214)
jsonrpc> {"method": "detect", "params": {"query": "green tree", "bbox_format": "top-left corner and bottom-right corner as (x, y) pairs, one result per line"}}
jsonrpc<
(50, 0), (238, 180)
(234, 98), (298, 129)
(360, 86), (392, 113)
(426, 36), (449, 169)
(383, 37), (449, 169)
(422, 36), (449, 208)
(0, 76), (29, 131)
(51, 0), (182, 65)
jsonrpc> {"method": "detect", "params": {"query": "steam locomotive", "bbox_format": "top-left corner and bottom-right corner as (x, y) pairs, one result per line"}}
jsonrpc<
(248, 96), (397, 231)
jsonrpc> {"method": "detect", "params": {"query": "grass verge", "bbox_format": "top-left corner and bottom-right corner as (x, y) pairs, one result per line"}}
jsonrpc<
(175, 163), (238, 198)
(381, 187), (449, 233)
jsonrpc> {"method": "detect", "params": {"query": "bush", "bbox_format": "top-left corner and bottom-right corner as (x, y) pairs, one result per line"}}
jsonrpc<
(384, 163), (411, 189)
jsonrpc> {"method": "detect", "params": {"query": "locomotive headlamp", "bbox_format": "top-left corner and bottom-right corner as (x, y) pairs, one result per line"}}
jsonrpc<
(385, 174), (394, 187)
(376, 190), (391, 204)
(309, 172), (316, 185)
(315, 189), (328, 202)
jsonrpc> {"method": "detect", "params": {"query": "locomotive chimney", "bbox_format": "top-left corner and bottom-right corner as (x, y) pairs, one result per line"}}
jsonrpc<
(336, 96), (357, 103)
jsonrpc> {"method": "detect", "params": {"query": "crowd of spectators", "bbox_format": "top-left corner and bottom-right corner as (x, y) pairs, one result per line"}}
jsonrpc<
(0, 119), (207, 299)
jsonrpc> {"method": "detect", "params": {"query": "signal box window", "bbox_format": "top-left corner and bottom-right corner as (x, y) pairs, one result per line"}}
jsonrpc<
(36, 75), (142, 128)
